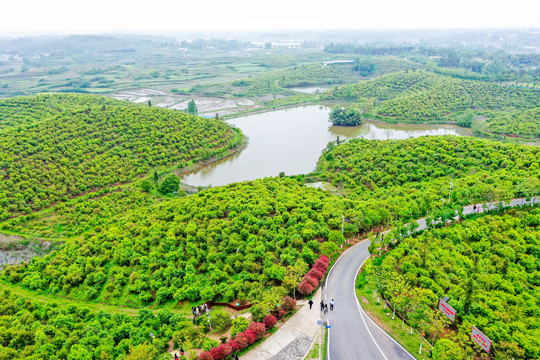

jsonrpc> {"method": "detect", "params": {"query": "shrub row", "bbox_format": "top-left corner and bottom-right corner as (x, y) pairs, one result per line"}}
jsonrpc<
(198, 297), (295, 360)
(298, 255), (330, 295)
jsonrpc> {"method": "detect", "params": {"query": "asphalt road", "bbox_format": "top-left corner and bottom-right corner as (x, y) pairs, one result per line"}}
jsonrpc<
(323, 197), (537, 360)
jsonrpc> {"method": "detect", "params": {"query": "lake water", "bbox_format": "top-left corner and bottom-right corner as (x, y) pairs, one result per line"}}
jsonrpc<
(288, 86), (330, 94)
(182, 106), (468, 187)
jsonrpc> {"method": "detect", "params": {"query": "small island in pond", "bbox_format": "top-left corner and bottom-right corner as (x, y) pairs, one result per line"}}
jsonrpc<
(329, 106), (363, 126)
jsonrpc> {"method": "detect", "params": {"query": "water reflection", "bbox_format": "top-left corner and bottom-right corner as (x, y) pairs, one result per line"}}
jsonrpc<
(182, 106), (468, 187)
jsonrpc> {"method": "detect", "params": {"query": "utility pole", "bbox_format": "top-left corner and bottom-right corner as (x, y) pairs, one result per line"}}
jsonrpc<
(341, 215), (345, 236)
(448, 182), (453, 203)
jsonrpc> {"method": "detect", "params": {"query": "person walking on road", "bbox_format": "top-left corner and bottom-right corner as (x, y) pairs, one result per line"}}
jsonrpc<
(320, 300), (325, 311)
(330, 299), (335, 310)
(308, 299), (313, 309)
(324, 304), (328, 314)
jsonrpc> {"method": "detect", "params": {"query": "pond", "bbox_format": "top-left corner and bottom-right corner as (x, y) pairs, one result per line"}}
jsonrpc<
(182, 106), (469, 187)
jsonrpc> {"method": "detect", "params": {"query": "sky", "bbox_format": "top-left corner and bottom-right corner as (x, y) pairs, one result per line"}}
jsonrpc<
(1, 0), (540, 35)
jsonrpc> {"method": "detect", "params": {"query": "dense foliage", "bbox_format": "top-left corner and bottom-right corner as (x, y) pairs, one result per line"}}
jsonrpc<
(321, 71), (540, 138)
(313, 136), (539, 229)
(318, 136), (539, 190)
(0, 94), (126, 130)
(480, 107), (540, 138)
(369, 207), (539, 359)
(328, 106), (363, 126)
(2, 178), (349, 307)
(0, 94), (243, 218)
(0, 288), (183, 360)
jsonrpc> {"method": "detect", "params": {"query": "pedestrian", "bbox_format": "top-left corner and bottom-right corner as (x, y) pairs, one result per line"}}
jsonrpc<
(330, 299), (335, 310)
(308, 299), (313, 309)
(320, 300), (324, 311)
(473, 204), (476, 212)
(324, 304), (328, 314)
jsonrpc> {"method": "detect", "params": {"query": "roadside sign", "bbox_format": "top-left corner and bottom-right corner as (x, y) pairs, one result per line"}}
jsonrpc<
(438, 298), (457, 322)
(317, 320), (323, 326)
(471, 326), (492, 353)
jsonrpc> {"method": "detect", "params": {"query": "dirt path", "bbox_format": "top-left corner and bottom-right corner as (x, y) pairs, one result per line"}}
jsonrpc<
(0, 281), (189, 317)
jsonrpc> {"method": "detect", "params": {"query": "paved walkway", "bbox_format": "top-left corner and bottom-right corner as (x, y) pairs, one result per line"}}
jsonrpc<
(242, 290), (322, 360)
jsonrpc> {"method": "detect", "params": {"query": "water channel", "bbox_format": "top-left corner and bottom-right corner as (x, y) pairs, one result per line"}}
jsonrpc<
(182, 105), (469, 187)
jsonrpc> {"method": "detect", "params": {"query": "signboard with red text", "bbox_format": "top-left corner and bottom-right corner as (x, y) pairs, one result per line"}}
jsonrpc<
(438, 298), (457, 322)
(471, 326), (492, 353)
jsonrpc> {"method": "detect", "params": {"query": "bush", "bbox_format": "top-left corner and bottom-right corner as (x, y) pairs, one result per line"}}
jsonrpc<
(198, 351), (213, 360)
(158, 173), (181, 194)
(277, 310), (286, 319)
(250, 303), (269, 323)
(230, 316), (250, 338)
(234, 333), (249, 349)
(281, 296), (296, 312)
(263, 315), (277, 329)
(248, 322), (266, 339)
(243, 329), (258, 344)
(228, 339), (241, 352)
(298, 280), (315, 295)
(305, 276), (319, 287)
(307, 269), (324, 281)
(210, 343), (232, 360)
(209, 309), (231, 332)
(319, 255), (330, 264)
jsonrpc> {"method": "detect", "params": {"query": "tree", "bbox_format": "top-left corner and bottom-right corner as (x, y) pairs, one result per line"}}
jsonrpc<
(353, 58), (376, 76)
(457, 110), (473, 128)
(432, 339), (464, 360)
(158, 174), (181, 194)
(125, 342), (160, 360)
(264, 42), (272, 50)
(139, 179), (153, 192)
(329, 106), (363, 126)
(210, 309), (232, 332)
(231, 317), (250, 337)
(187, 99), (198, 114)
(321, 241), (339, 259)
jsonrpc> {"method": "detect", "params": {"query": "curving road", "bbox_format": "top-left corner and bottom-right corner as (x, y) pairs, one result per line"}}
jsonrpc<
(323, 198), (537, 360)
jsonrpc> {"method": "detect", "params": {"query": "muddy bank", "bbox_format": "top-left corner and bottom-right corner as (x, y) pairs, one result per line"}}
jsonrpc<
(0, 234), (56, 269)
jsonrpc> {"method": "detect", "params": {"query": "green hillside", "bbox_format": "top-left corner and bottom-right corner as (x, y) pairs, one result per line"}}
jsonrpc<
(368, 207), (539, 359)
(321, 71), (540, 138)
(0, 94), (243, 219)
(0, 94), (129, 130)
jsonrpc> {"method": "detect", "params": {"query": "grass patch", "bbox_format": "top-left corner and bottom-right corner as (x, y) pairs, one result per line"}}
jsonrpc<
(355, 270), (431, 360)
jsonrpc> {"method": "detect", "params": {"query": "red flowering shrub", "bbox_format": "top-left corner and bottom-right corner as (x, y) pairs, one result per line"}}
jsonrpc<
(313, 262), (328, 273)
(264, 315), (277, 329)
(249, 322), (267, 338)
(317, 255), (330, 264)
(210, 344), (232, 360)
(278, 309), (286, 318)
(244, 328), (258, 344)
(298, 279), (315, 295)
(198, 351), (213, 360)
(305, 275), (319, 287)
(307, 269), (324, 281)
(229, 339), (241, 352)
(234, 333), (249, 349)
(281, 296), (297, 312)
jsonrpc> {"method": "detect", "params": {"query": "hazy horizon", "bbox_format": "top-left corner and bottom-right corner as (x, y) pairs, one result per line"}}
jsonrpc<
(2, 0), (540, 36)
